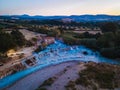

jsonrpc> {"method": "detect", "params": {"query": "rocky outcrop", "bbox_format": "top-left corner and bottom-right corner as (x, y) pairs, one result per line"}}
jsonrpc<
(0, 63), (26, 79)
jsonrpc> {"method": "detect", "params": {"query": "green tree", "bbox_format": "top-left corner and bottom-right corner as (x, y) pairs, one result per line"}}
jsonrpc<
(97, 32), (115, 48)
(0, 32), (16, 53)
(115, 31), (120, 47)
(11, 30), (26, 46)
(101, 22), (118, 33)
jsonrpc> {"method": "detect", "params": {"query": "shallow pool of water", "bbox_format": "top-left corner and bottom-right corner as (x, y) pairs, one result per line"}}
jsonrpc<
(0, 41), (120, 89)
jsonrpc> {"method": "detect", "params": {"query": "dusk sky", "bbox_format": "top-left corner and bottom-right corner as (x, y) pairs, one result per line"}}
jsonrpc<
(0, 0), (120, 16)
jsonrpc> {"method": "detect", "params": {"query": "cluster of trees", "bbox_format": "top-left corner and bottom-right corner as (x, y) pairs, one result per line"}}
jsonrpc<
(97, 32), (120, 59)
(62, 22), (120, 59)
(96, 22), (120, 59)
(0, 30), (26, 53)
(11, 30), (26, 46)
(0, 31), (15, 53)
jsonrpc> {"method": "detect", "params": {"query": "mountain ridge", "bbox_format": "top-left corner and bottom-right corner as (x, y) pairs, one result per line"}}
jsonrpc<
(0, 14), (120, 22)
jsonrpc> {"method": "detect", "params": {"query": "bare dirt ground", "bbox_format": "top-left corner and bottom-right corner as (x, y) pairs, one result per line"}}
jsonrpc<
(6, 61), (85, 90)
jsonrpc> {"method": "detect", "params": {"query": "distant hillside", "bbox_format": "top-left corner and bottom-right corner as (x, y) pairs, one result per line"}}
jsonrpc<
(0, 14), (120, 22)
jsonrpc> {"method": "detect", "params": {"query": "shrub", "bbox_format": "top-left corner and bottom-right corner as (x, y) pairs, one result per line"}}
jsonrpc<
(76, 63), (117, 89)
(36, 88), (47, 90)
(41, 78), (54, 86)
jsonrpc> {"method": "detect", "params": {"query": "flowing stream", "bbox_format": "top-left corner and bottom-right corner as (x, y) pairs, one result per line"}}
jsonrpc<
(0, 41), (120, 89)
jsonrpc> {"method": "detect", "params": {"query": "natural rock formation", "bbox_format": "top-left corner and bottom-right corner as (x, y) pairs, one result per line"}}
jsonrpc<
(0, 63), (26, 79)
